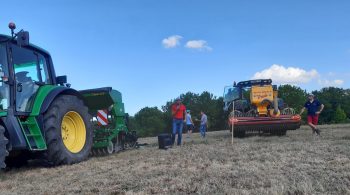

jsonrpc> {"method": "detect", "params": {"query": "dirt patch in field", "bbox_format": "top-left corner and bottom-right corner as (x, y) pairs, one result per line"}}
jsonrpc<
(1, 124), (350, 194)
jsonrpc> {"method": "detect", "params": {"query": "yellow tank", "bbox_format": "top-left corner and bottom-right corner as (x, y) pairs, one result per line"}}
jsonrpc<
(250, 85), (274, 116)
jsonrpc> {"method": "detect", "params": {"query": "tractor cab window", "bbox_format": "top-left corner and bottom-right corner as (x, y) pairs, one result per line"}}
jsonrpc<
(38, 54), (50, 84)
(0, 43), (9, 111)
(11, 44), (48, 112)
(223, 86), (240, 102)
(223, 86), (240, 111)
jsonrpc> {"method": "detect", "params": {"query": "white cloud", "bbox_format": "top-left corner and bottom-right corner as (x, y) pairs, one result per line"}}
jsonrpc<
(318, 79), (344, 87)
(162, 35), (182, 48)
(334, 80), (344, 85)
(251, 64), (319, 84)
(185, 40), (212, 51)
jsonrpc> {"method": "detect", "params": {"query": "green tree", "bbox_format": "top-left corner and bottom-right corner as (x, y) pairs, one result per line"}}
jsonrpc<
(128, 116), (138, 131)
(134, 107), (166, 137)
(333, 105), (347, 123)
(278, 84), (307, 113)
(313, 87), (350, 124)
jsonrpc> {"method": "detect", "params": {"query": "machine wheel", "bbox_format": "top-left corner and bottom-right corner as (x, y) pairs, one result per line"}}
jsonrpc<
(126, 131), (138, 148)
(0, 126), (9, 169)
(272, 129), (287, 136)
(233, 129), (246, 138)
(278, 130), (287, 136)
(42, 95), (93, 166)
(107, 141), (114, 154)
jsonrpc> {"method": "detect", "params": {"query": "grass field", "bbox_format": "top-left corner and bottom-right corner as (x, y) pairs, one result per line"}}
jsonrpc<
(1, 124), (350, 195)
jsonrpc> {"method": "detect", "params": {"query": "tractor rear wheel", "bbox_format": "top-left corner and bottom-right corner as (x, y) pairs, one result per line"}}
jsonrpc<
(0, 126), (9, 169)
(43, 95), (93, 166)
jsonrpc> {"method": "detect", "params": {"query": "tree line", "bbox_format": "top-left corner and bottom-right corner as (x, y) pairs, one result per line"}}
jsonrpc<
(129, 85), (350, 137)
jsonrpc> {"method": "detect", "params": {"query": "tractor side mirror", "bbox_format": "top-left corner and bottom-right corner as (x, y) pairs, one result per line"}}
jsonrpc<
(56, 75), (67, 86)
(17, 31), (30, 47)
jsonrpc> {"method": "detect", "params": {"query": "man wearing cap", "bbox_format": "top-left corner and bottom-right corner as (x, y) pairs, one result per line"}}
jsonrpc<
(300, 94), (324, 135)
(171, 98), (186, 145)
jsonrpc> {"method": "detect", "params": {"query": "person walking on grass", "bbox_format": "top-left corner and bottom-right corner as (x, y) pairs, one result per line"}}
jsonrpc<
(171, 98), (186, 145)
(200, 111), (208, 138)
(299, 94), (324, 136)
(185, 110), (194, 139)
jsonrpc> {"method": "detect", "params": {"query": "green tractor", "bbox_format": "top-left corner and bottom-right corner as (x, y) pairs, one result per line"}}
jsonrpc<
(0, 23), (137, 169)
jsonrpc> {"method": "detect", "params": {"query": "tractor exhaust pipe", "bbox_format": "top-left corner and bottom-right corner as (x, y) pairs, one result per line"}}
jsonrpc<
(273, 86), (279, 115)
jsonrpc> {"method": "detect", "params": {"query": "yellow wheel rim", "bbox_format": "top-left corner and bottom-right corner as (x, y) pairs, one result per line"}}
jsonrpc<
(61, 111), (86, 153)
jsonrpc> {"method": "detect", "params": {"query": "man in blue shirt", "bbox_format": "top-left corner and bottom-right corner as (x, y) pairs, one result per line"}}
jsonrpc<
(300, 94), (324, 135)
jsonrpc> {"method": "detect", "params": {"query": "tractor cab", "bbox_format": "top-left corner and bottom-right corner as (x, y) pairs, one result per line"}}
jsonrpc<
(0, 25), (62, 115)
(0, 26), (61, 150)
(0, 44), (10, 112)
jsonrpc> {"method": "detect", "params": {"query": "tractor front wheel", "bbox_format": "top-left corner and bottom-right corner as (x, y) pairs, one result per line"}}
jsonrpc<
(43, 95), (93, 166)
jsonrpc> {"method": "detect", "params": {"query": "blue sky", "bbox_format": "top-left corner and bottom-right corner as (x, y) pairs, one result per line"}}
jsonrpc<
(1, 0), (349, 115)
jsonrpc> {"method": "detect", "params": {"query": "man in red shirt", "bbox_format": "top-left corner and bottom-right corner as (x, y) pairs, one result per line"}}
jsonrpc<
(171, 98), (186, 146)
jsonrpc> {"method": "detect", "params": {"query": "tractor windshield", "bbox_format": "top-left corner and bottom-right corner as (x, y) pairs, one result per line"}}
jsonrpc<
(223, 86), (240, 103)
(223, 86), (240, 111)
(0, 43), (9, 111)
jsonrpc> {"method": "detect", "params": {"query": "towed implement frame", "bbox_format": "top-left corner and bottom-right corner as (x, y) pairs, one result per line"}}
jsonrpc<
(80, 87), (138, 156)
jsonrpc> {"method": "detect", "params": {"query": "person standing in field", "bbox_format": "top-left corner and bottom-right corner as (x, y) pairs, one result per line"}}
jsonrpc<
(200, 111), (208, 138)
(299, 94), (324, 135)
(185, 110), (194, 139)
(171, 98), (186, 145)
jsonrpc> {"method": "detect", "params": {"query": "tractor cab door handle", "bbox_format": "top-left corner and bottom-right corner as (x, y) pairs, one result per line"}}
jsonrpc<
(17, 82), (23, 92)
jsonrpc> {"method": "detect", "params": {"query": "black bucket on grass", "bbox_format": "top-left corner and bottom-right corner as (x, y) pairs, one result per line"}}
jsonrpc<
(158, 133), (172, 149)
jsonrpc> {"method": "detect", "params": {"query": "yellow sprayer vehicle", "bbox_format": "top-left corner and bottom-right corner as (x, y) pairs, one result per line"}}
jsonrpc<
(223, 79), (301, 137)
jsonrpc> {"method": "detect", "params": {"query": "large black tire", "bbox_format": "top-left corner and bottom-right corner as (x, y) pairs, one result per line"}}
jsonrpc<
(42, 95), (93, 166)
(125, 131), (138, 148)
(0, 126), (9, 169)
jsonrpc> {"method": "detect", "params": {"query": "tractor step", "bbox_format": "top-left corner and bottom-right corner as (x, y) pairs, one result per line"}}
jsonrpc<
(21, 122), (36, 125)
(18, 117), (47, 150)
(25, 134), (42, 137)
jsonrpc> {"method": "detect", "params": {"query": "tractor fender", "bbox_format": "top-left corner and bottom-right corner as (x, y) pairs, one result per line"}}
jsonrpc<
(39, 87), (84, 114)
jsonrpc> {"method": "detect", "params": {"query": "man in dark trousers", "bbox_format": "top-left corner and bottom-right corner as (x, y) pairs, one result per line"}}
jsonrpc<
(171, 98), (186, 145)
(300, 94), (324, 135)
(200, 111), (208, 138)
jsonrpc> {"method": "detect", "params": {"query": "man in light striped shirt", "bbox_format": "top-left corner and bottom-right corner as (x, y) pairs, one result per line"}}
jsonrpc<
(200, 111), (208, 138)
